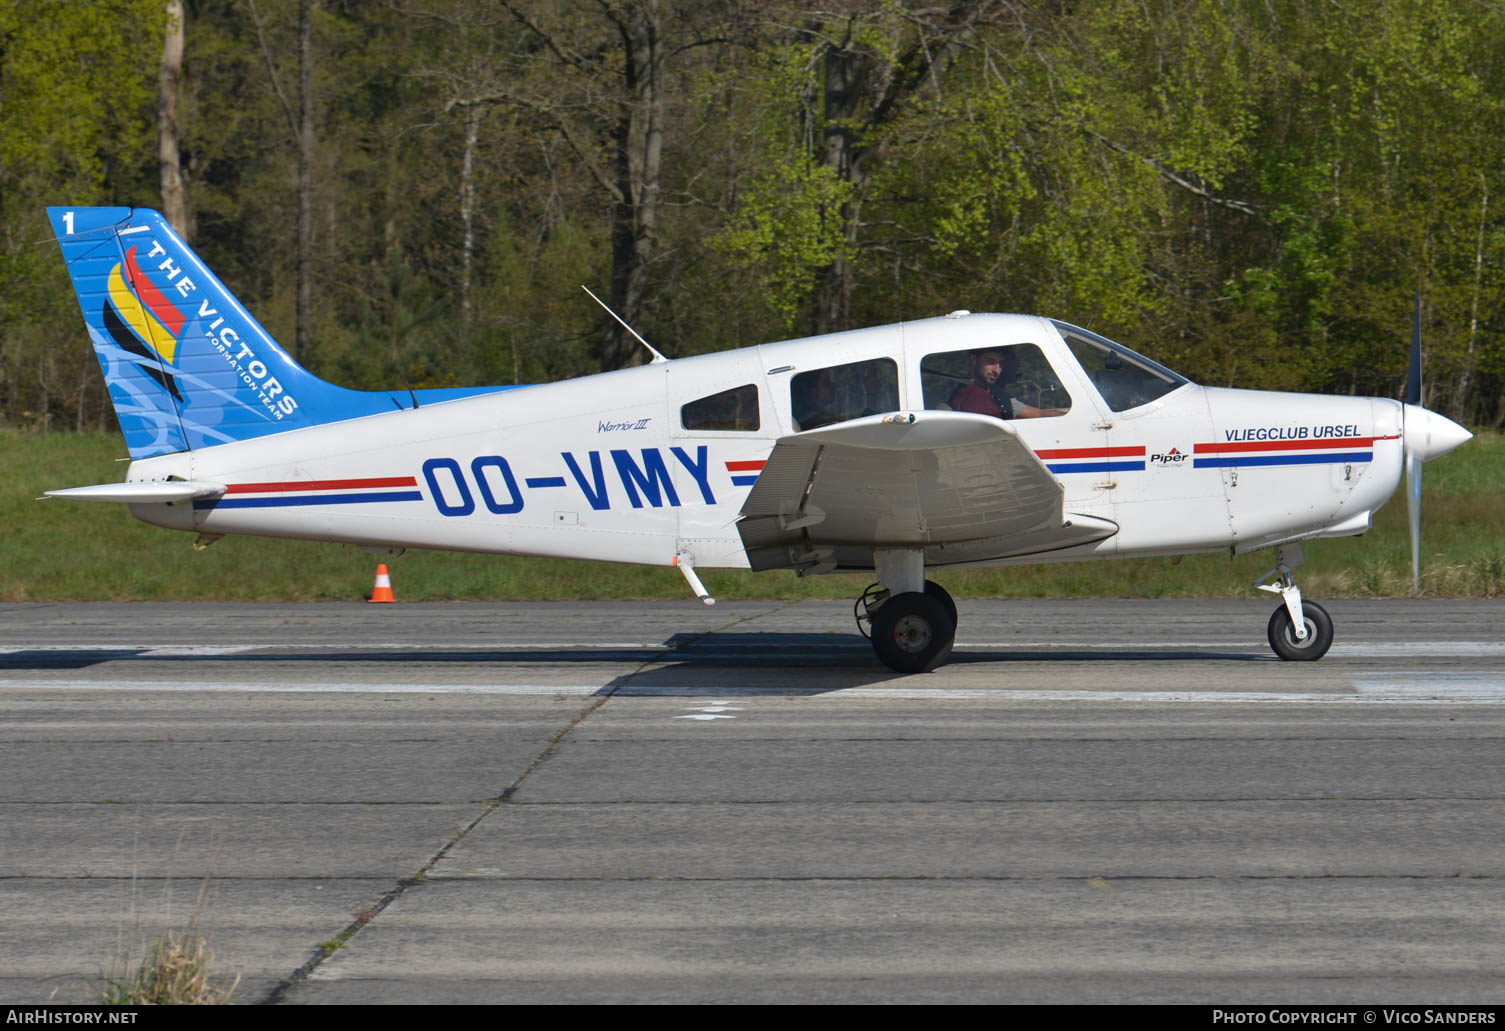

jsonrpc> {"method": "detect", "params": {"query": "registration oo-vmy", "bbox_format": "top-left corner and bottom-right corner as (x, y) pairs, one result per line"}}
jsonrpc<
(43, 207), (1471, 673)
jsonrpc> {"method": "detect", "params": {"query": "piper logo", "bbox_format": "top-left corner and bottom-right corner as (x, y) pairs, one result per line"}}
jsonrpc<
(1149, 447), (1189, 466)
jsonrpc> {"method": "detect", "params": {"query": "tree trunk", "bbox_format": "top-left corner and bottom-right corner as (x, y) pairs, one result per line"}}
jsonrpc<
(1458, 172), (1487, 422)
(814, 44), (856, 336)
(604, 0), (663, 371)
(157, 0), (189, 239)
(296, 0), (315, 365)
(460, 106), (481, 340)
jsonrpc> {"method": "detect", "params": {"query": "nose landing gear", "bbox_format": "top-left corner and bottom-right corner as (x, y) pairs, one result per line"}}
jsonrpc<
(1255, 543), (1334, 661)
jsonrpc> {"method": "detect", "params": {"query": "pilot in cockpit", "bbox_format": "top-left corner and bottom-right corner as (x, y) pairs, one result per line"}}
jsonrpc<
(948, 347), (1065, 420)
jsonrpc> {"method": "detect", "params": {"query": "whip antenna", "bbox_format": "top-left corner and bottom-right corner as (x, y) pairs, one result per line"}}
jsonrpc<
(582, 285), (667, 364)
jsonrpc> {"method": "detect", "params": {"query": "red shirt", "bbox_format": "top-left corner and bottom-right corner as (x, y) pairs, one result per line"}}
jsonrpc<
(949, 383), (1002, 418)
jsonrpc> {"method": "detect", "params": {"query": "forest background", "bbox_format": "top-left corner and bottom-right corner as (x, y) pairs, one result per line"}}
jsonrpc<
(3, 0), (1504, 433)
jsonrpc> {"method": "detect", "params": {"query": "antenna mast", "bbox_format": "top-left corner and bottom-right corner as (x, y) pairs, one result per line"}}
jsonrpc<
(581, 285), (668, 364)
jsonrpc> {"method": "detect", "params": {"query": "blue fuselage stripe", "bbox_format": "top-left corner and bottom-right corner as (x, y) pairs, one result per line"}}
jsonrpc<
(1046, 461), (1146, 474)
(1193, 451), (1373, 469)
(194, 491), (424, 510)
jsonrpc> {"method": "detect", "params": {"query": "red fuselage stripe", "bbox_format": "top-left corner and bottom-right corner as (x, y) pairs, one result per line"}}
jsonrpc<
(725, 460), (767, 471)
(1194, 437), (1379, 454)
(226, 477), (419, 494)
(1034, 446), (1145, 460)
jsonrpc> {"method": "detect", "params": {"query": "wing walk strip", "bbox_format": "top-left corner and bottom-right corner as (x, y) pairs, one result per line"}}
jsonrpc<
(195, 476), (422, 510)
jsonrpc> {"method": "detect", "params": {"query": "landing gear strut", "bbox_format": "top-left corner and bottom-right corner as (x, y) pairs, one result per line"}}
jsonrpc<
(1255, 543), (1334, 661)
(855, 550), (957, 673)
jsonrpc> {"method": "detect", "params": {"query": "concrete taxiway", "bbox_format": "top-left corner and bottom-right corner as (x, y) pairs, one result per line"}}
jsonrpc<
(1, 599), (1502, 1004)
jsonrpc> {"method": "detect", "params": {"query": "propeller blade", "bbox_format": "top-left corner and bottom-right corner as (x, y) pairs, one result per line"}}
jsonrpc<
(1403, 294), (1422, 592)
(1406, 294), (1422, 406)
(1406, 445), (1422, 593)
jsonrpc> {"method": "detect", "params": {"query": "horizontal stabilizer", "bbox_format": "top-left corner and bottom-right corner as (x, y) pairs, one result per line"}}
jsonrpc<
(45, 481), (226, 504)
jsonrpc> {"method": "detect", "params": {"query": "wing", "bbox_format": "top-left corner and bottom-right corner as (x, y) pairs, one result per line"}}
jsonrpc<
(736, 411), (1118, 573)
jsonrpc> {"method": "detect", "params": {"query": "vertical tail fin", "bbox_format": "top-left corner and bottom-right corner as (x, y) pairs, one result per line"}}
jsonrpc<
(48, 207), (506, 458)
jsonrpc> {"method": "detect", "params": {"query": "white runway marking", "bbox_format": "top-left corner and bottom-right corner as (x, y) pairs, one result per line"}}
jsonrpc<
(6, 640), (1503, 659)
(955, 641), (1505, 656)
(0, 644), (265, 656)
(0, 679), (606, 695)
(674, 704), (744, 720)
(0, 642), (671, 655)
(4, 678), (1505, 702)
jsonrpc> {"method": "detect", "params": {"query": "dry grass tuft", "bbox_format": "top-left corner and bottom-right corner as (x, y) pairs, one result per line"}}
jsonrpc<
(93, 929), (240, 1005)
(91, 875), (240, 1006)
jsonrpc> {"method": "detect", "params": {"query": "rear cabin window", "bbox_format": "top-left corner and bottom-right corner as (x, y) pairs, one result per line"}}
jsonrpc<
(921, 344), (1071, 418)
(789, 358), (899, 431)
(681, 383), (760, 431)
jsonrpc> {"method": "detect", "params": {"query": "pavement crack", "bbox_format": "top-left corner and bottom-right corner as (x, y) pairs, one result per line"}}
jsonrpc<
(260, 686), (620, 1005)
(658, 599), (798, 657)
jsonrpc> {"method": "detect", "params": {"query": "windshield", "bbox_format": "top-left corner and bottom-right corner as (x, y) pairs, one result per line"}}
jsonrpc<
(1051, 320), (1189, 413)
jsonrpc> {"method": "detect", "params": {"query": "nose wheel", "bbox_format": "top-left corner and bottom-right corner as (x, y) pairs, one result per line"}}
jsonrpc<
(1267, 600), (1334, 661)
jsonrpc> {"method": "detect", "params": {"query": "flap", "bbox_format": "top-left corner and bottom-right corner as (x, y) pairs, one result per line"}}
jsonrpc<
(736, 411), (1117, 572)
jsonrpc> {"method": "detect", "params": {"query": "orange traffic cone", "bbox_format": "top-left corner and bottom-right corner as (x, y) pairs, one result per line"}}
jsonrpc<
(368, 563), (396, 603)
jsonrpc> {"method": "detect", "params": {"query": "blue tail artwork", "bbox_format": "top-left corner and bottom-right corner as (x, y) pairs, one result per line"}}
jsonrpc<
(48, 207), (510, 459)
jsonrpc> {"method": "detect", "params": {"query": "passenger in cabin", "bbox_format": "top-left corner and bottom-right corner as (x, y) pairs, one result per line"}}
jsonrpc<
(792, 368), (842, 429)
(857, 361), (888, 417)
(948, 347), (1065, 419)
(792, 359), (898, 430)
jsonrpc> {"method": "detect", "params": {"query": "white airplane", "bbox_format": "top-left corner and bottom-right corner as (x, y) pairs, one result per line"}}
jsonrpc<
(44, 206), (1472, 673)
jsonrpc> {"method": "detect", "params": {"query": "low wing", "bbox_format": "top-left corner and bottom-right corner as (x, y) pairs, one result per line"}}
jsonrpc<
(737, 411), (1117, 573)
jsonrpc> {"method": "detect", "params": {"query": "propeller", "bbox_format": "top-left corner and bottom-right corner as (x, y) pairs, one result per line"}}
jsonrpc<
(1406, 296), (1422, 593)
(1401, 295), (1473, 593)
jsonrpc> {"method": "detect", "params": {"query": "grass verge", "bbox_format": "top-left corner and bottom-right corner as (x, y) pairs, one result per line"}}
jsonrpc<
(2, 428), (1500, 601)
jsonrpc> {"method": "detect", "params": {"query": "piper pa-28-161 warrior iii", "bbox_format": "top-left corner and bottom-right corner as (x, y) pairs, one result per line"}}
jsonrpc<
(44, 206), (1472, 673)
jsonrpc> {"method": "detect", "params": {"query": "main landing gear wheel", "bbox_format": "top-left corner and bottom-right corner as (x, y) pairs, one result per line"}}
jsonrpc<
(854, 580), (957, 639)
(1267, 601), (1334, 661)
(923, 580), (958, 630)
(871, 591), (955, 674)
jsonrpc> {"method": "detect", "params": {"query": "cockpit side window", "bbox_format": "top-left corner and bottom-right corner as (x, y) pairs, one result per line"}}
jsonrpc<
(681, 383), (760, 431)
(920, 344), (1071, 419)
(1052, 321), (1187, 413)
(790, 357), (898, 431)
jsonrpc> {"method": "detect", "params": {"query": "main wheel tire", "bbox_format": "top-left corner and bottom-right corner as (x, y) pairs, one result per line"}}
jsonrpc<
(924, 580), (958, 630)
(871, 591), (955, 674)
(1267, 601), (1334, 661)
